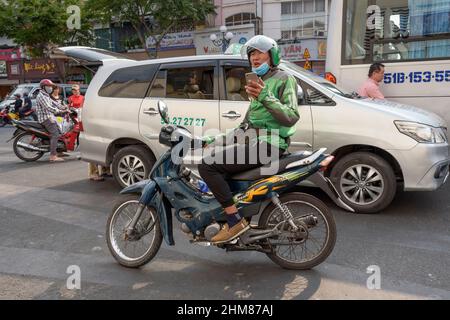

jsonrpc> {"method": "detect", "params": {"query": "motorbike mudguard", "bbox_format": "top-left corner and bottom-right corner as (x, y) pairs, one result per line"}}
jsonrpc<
(307, 172), (355, 213)
(120, 179), (152, 195)
(120, 179), (175, 246)
(150, 192), (174, 246)
(6, 128), (24, 143)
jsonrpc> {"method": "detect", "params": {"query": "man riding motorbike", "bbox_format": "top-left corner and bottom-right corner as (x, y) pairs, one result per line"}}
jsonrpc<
(35, 79), (68, 162)
(19, 92), (37, 121)
(13, 93), (23, 114)
(198, 35), (300, 244)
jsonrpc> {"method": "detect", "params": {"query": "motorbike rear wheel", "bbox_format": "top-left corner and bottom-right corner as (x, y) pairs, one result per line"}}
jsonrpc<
(259, 192), (336, 270)
(13, 132), (45, 162)
(106, 195), (163, 268)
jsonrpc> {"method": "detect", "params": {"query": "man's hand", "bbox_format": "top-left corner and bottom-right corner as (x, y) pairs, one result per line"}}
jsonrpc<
(245, 78), (265, 99)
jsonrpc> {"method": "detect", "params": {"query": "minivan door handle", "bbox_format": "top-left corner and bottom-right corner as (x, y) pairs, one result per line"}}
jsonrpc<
(222, 111), (241, 119)
(144, 108), (159, 115)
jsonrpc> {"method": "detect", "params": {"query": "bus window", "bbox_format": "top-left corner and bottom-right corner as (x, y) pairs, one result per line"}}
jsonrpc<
(343, 0), (450, 64)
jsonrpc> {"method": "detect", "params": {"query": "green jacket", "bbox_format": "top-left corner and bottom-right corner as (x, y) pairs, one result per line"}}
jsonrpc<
(242, 68), (299, 150)
(205, 68), (299, 150)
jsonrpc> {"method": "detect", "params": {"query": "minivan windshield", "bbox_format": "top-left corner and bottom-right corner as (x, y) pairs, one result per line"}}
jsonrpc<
(280, 61), (361, 99)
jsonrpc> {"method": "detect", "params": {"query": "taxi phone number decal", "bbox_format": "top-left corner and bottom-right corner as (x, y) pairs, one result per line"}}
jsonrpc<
(384, 70), (450, 84)
(161, 117), (206, 127)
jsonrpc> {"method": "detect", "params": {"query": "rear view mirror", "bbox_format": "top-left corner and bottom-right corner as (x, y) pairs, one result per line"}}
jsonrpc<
(158, 100), (170, 124)
(297, 85), (305, 104)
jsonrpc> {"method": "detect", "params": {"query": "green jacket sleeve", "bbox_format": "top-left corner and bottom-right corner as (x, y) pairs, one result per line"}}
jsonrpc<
(257, 75), (300, 127)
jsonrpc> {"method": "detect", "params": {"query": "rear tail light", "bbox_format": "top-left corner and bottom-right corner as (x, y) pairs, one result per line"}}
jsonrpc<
(325, 72), (337, 84)
(79, 121), (84, 132)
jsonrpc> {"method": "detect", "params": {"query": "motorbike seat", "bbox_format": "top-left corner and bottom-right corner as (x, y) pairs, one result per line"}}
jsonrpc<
(230, 149), (326, 181)
(20, 121), (45, 130)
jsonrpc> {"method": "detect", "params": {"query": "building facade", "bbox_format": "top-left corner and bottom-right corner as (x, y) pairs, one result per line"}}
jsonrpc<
(212, 0), (331, 74)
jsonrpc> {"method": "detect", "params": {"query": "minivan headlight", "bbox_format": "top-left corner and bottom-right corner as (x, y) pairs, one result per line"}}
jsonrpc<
(395, 121), (448, 144)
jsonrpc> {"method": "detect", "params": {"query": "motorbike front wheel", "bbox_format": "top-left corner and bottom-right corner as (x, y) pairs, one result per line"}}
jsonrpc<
(106, 195), (163, 268)
(259, 192), (337, 270)
(13, 132), (45, 162)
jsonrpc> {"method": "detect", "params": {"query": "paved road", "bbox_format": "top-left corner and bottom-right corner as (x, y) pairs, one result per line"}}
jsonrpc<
(0, 126), (449, 300)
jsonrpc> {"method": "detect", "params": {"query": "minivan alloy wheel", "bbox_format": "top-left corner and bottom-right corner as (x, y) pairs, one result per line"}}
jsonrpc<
(340, 165), (384, 205)
(118, 155), (146, 186)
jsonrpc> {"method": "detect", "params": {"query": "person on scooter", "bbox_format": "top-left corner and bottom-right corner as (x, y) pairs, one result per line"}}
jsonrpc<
(13, 93), (22, 114)
(198, 35), (300, 243)
(35, 79), (69, 163)
(19, 92), (37, 121)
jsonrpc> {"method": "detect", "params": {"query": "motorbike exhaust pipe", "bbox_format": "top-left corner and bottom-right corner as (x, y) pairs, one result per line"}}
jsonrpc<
(16, 141), (48, 152)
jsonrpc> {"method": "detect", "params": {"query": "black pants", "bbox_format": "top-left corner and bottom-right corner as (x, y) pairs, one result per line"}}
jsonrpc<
(198, 141), (284, 208)
(42, 119), (61, 156)
(20, 110), (37, 121)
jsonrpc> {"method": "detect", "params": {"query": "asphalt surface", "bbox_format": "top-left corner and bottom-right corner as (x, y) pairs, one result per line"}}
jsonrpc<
(0, 126), (449, 300)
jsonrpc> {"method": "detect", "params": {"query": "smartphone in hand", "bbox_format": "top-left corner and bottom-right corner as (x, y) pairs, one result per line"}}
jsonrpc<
(245, 72), (259, 85)
(245, 72), (260, 100)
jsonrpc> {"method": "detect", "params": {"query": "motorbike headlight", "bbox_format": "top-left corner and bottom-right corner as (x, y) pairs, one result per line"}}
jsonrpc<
(395, 121), (448, 144)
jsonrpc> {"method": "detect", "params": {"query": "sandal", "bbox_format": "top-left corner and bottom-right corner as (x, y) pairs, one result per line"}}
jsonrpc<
(50, 157), (65, 163)
(57, 153), (70, 157)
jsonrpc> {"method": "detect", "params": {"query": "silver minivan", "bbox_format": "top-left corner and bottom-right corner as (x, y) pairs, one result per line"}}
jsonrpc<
(55, 47), (450, 213)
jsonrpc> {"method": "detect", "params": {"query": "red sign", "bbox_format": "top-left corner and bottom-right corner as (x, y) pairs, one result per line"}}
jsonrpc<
(0, 48), (23, 62)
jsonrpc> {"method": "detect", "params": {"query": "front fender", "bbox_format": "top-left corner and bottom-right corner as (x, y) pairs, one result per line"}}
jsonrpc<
(120, 179), (152, 195)
(150, 192), (174, 246)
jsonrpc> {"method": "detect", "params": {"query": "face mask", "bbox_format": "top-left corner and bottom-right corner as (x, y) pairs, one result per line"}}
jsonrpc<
(44, 86), (53, 94)
(252, 62), (270, 76)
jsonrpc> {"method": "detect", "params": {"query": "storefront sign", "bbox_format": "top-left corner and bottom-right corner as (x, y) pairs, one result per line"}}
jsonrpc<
(280, 39), (327, 62)
(146, 31), (195, 51)
(7, 59), (64, 81)
(0, 48), (21, 62)
(23, 60), (58, 75)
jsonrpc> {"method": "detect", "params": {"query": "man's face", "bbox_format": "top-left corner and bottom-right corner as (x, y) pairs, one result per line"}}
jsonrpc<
(250, 50), (271, 68)
(72, 89), (80, 96)
(372, 67), (385, 83)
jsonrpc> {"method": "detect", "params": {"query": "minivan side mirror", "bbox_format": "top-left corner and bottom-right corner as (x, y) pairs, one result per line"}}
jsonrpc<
(297, 85), (306, 105)
(158, 100), (170, 124)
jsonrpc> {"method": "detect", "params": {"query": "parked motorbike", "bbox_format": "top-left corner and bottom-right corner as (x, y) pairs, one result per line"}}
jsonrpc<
(8, 108), (81, 162)
(106, 101), (354, 270)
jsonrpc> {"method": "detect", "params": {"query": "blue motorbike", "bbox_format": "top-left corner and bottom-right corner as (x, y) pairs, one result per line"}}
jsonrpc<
(106, 101), (354, 270)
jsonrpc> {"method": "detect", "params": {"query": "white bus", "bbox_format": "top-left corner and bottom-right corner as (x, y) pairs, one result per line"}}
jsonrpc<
(326, 0), (450, 126)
